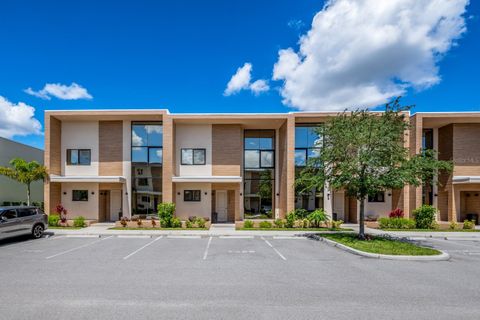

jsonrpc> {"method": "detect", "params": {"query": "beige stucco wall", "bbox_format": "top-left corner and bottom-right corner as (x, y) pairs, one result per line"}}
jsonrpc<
(122, 120), (132, 217)
(175, 124), (212, 176)
(61, 121), (99, 176)
(174, 182), (211, 220)
(60, 182), (99, 220)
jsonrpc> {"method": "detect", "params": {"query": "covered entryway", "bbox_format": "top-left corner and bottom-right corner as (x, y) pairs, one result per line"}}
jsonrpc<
(215, 190), (228, 222)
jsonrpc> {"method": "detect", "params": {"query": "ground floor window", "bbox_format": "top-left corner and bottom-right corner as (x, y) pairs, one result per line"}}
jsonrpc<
(244, 169), (274, 219)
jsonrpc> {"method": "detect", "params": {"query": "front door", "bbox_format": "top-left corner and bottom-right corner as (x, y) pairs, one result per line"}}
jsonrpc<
(216, 190), (228, 223)
(99, 190), (110, 222)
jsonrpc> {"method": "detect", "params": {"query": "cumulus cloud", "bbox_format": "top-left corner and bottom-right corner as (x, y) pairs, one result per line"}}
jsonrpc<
(224, 63), (269, 96)
(273, 0), (469, 111)
(0, 96), (42, 139)
(25, 82), (93, 100)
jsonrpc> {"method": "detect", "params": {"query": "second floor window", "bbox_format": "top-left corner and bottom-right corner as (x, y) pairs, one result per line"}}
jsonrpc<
(67, 149), (91, 165)
(181, 148), (206, 165)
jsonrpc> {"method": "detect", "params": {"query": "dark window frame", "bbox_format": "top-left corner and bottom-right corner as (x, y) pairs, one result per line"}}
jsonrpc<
(131, 122), (163, 165)
(184, 190), (201, 202)
(67, 149), (91, 166)
(368, 192), (385, 203)
(181, 148), (206, 165)
(72, 190), (89, 202)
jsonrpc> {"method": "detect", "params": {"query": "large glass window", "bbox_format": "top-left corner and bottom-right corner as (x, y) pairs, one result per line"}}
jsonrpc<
(131, 122), (163, 216)
(422, 128), (434, 205)
(244, 130), (275, 219)
(295, 124), (323, 212)
(67, 149), (91, 165)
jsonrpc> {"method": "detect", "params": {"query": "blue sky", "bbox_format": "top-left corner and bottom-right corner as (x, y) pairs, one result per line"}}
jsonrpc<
(0, 0), (478, 150)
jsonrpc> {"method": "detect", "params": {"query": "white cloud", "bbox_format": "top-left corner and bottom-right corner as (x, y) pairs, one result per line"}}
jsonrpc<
(0, 96), (42, 139)
(273, 0), (469, 111)
(287, 19), (305, 30)
(24, 82), (93, 100)
(250, 80), (270, 95)
(224, 63), (269, 96)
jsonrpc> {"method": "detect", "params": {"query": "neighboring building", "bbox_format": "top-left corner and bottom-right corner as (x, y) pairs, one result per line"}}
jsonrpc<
(0, 137), (44, 205)
(43, 110), (480, 224)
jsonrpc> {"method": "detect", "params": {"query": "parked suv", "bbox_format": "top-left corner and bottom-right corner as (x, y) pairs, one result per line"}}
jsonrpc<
(0, 206), (48, 240)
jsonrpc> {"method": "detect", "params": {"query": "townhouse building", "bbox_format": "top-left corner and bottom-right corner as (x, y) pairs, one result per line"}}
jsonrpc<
(44, 110), (480, 225)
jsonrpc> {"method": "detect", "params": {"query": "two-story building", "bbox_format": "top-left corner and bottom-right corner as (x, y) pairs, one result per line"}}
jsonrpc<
(43, 110), (480, 225)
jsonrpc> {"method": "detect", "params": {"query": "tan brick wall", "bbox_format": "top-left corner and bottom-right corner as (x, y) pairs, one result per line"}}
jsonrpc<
(285, 116), (296, 215)
(162, 115), (173, 203)
(212, 124), (242, 176)
(278, 121), (288, 218)
(409, 115), (423, 214)
(99, 121), (123, 176)
(44, 115), (61, 214)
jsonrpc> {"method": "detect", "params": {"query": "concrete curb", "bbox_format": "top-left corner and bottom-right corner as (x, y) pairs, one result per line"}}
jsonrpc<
(308, 234), (450, 261)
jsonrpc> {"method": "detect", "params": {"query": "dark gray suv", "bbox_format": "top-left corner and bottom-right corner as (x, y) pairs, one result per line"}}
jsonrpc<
(0, 206), (48, 240)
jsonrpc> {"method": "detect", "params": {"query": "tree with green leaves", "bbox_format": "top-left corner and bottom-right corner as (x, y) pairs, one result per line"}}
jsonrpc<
(295, 98), (452, 239)
(0, 158), (48, 206)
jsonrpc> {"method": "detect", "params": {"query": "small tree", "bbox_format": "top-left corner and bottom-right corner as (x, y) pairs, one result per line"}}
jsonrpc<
(296, 98), (452, 239)
(0, 158), (48, 206)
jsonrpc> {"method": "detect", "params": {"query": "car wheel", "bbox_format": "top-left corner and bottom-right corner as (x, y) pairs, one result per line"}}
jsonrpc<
(32, 224), (44, 239)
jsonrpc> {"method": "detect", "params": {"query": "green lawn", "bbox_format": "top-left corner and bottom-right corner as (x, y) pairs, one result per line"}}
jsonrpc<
(321, 233), (441, 256)
(381, 228), (480, 232)
(237, 227), (352, 231)
(109, 227), (208, 230)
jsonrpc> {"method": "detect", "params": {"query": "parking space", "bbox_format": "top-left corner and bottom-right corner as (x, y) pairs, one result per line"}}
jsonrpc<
(2, 234), (480, 319)
(416, 237), (480, 261)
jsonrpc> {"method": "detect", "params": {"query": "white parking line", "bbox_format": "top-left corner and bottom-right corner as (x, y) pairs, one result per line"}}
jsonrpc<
(117, 235), (152, 239)
(273, 236), (306, 240)
(167, 235), (201, 239)
(261, 236), (286, 261)
(123, 236), (163, 260)
(46, 236), (113, 259)
(219, 236), (254, 239)
(65, 235), (100, 238)
(203, 236), (212, 260)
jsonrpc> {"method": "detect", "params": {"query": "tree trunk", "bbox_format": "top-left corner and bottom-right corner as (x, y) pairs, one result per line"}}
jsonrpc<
(358, 196), (365, 240)
(27, 183), (31, 206)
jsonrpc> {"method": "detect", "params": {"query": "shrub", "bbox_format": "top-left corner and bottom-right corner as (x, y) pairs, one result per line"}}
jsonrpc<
(73, 216), (86, 228)
(463, 220), (475, 230)
(302, 219), (309, 228)
(120, 217), (128, 227)
(378, 217), (415, 229)
(48, 214), (60, 227)
(449, 221), (458, 230)
(55, 204), (67, 223)
(413, 205), (437, 229)
(196, 217), (206, 228)
(137, 219), (142, 227)
(259, 221), (272, 228)
(243, 220), (254, 228)
(158, 202), (176, 227)
(331, 220), (344, 229)
(171, 217), (182, 228)
(188, 216), (197, 222)
(389, 208), (404, 218)
(285, 211), (296, 228)
(293, 208), (309, 219)
(308, 209), (329, 228)
(151, 218), (157, 227)
(185, 220), (193, 228)
(274, 219), (284, 228)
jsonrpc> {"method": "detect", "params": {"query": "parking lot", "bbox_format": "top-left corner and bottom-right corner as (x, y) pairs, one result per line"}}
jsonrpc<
(1, 234), (480, 320)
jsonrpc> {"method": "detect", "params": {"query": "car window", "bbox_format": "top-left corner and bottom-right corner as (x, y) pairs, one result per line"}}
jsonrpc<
(17, 208), (37, 218)
(1, 210), (17, 220)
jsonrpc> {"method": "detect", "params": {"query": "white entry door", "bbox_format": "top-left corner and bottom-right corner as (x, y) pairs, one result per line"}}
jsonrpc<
(216, 190), (228, 222)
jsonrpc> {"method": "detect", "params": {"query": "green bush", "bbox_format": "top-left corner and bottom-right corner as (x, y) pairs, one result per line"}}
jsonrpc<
(243, 220), (254, 228)
(158, 202), (176, 227)
(413, 205), (437, 229)
(185, 220), (193, 228)
(48, 214), (60, 227)
(301, 219), (309, 228)
(73, 216), (86, 228)
(259, 221), (272, 228)
(171, 217), (182, 228)
(463, 220), (475, 230)
(293, 208), (309, 219)
(307, 209), (329, 228)
(273, 219), (284, 228)
(285, 211), (296, 228)
(331, 220), (344, 229)
(196, 217), (206, 228)
(449, 221), (458, 230)
(378, 217), (416, 229)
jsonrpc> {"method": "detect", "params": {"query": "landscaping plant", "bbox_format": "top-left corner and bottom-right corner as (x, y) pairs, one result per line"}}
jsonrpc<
(331, 220), (344, 229)
(120, 217), (128, 227)
(295, 98), (452, 239)
(73, 216), (86, 228)
(158, 202), (176, 227)
(55, 204), (68, 224)
(293, 208), (309, 219)
(243, 220), (254, 228)
(171, 217), (182, 228)
(463, 220), (475, 230)
(259, 221), (272, 228)
(449, 221), (458, 230)
(274, 219), (284, 228)
(196, 217), (206, 228)
(0, 158), (48, 205)
(48, 214), (60, 227)
(378, 217), (415, 229)
(151, 218), (157, 227)
(307, 209), (329, 228)
(389, 208), (404, 218)
(285, 211), (296, 228)
(413, 205), (437, 229)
